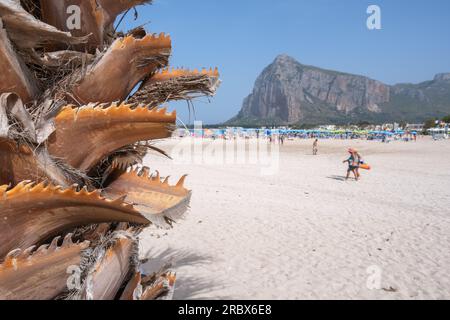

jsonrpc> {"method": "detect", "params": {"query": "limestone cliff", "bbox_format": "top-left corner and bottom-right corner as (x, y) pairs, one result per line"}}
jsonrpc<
(229, 55), (450, 125)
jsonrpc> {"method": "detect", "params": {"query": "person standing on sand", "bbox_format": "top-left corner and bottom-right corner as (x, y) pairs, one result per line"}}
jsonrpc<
(354, 150), (363, 180)
(343, 148), (362, 181)
(313, 139), (318, 155)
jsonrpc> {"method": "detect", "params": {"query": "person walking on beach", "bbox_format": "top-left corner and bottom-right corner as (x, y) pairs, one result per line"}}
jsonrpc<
(343, 148), (362, 181)
(313, 139), (318, 155)
(278, 134), (285, 145)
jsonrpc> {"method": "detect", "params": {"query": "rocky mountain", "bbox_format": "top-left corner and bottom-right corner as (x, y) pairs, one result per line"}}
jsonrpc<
(228, 55), (450, 125)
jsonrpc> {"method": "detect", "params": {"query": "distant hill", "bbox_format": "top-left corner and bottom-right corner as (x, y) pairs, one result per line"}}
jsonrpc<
(227, 55), (450, 126)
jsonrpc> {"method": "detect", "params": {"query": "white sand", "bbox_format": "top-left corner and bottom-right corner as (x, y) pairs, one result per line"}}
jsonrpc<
(140, 137), (450, 300)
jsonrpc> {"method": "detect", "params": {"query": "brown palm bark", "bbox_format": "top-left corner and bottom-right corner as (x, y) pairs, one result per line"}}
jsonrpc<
(0, 0), (220, 300)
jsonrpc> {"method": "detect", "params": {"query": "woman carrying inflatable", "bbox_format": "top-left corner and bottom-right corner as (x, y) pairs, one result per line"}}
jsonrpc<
(343, 148), (362, 181)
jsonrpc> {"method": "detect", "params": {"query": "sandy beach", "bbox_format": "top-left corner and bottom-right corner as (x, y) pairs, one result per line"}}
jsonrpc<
(140, 137), (450, 300)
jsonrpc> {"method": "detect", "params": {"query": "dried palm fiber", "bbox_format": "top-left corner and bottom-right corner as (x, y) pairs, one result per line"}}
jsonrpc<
(60, 227), (175, 301)
(103, 167), (191, 228)
(90, 141), (171, 189)
(0, 235), (90, 300)
(0, 0), (88, 50)
(0, 21), (39, 103)
(69, 34), (171, 105)
(0, 181), (150, 258)
(0, 93), (90, 187)
(0, 138), (74, 187)
(40, 0), (153, 52)
(78, 230), (139, 300)
(129, 67), (221, 107)
(0, 0), (220, 300)
(47, 103), (176, 172)
(119, 270), (177, 300)
(0, 92), (36, 141)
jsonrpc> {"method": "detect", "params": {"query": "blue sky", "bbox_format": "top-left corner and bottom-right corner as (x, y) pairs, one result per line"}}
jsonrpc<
(121, 0), (450, 124)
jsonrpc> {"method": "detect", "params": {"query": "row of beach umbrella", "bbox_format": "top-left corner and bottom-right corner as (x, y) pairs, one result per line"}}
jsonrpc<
(183, 128), (417, 137)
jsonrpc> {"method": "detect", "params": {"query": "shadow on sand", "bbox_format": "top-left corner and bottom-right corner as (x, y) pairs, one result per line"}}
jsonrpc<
(326, 175), (347, 182)
(140, 248), (230, 300)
